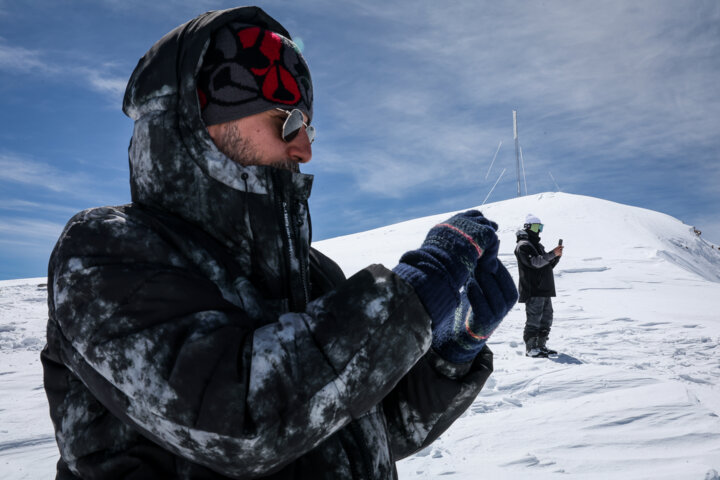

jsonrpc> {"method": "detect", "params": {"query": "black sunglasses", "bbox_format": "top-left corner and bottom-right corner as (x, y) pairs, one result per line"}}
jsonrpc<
(276, 108), (315, 144)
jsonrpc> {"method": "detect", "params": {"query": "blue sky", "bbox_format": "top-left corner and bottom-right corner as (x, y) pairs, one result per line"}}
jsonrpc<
(1, 0), (719, 280)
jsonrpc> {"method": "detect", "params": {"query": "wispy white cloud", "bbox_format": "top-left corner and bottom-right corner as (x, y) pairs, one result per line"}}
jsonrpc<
(0, 39), (126, 102)
(0, 218), (64, 245)
(0, 200), (81, 216)
(83, 67), (128, 98)
(0, 40), (55, 74)
(0, 152), (94, 195)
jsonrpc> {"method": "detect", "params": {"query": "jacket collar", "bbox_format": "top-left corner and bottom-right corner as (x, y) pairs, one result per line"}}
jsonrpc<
(516, 228), (541, 246)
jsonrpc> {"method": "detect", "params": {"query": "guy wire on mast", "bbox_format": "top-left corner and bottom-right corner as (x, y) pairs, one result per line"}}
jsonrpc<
(482, 168), (506, 206)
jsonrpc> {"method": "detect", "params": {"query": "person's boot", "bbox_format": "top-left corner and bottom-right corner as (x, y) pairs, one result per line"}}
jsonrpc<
(538, 330), (557, 356)
(525, 337), (547, 358)
(537, 336), (557, 356)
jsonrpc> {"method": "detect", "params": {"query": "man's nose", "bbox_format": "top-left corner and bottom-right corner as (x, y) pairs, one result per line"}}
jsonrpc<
(286, 128), (312, 164)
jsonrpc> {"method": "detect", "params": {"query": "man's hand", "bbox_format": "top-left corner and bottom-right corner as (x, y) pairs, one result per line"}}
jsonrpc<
(422, 210), (499, 276)
(432, 255), (518, 364)
(392, 210), (499, 327)
(552, 245), (564, 257)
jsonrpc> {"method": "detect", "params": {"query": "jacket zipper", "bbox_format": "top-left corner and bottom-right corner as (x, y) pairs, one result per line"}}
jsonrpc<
(282, 200), (310, 310)
(296, 204), (310, 307)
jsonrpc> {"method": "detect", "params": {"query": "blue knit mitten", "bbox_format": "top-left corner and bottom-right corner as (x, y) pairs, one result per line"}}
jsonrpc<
(432, 261), (518, 363)
(393, 211), (499, 328)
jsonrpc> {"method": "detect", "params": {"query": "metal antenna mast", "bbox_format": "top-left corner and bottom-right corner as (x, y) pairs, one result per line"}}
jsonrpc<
(520, 145), (528, 195)
(513, 109), (521, 197)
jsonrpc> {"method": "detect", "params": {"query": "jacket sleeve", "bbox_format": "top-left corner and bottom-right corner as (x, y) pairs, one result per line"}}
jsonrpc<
(382, 345), (493, 460)
(49, 209), (432, 478)
(517, 242), (556, 269)
(308, 253), (494, 460)
(550, 254), (561, 268)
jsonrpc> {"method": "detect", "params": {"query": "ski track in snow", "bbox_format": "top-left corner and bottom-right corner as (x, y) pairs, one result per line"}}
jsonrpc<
(2, 193), (720, 479)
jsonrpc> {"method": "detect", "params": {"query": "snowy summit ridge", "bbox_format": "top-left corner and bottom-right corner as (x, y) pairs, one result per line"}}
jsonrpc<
(2, 192), (719, 479)
(317, 192), (720, 284)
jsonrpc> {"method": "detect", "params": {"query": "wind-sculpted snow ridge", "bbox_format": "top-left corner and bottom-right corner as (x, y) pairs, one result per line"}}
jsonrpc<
(2, 193), (720, 479)
(656, 241), (720, 282)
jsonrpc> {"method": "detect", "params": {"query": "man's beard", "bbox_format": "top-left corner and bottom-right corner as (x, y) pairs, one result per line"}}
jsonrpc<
(211, 123), (300, 174)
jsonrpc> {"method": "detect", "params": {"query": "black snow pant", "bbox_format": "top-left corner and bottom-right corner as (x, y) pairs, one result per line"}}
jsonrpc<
(523, 296), (553, 344)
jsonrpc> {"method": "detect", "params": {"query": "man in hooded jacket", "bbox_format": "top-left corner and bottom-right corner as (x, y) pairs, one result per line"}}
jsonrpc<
(514, 214), (564, 357)
(41, 7), (518, 479)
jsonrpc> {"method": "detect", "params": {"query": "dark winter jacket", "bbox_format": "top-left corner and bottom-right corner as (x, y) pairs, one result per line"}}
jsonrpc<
(41, 7), (494, 479)
(514, 229), (560, 303)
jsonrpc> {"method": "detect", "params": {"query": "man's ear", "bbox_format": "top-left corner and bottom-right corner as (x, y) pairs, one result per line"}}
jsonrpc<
(206, 124), (222, 144)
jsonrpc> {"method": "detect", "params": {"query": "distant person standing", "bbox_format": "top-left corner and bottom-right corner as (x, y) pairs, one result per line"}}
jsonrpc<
(514, 214), (563, 357)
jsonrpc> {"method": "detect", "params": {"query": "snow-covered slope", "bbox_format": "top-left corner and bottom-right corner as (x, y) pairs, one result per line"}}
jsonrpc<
(0, 278), (56, 478)
(2, 193), (719, 479)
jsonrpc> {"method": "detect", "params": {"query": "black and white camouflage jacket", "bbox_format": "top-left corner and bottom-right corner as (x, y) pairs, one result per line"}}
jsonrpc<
(41, 6), (493, 479)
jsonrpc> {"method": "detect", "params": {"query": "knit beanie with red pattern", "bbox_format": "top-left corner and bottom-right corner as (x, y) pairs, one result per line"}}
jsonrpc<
(197, 22), (313, 126)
